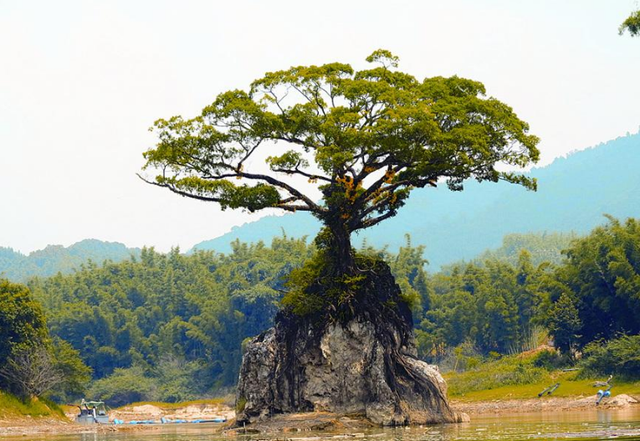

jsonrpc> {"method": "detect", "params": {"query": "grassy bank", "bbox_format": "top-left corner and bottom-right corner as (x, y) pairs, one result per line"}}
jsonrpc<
(0, 391), (66, 418)
(444, 351), (640, 402)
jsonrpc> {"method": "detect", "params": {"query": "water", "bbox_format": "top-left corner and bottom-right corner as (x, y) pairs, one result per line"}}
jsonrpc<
(13, 408), (640, 441)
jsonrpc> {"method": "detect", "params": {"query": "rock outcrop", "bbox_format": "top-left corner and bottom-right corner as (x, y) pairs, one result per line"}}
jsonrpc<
(236, 264), (464, 426)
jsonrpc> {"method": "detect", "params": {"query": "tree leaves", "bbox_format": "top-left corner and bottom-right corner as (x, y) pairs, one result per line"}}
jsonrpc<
(620, 10), (640, 36)
(142, 50), (539, 240)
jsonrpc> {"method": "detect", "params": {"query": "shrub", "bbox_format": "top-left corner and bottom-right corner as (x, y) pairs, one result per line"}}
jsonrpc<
(532, 349), (571, 371)
(87, 366), (156, 407)
(581, 334), (640, 379)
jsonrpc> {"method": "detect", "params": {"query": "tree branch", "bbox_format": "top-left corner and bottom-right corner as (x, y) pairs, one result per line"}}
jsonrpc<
(271, 167), (332, 183)
(352, 209), (398, 231)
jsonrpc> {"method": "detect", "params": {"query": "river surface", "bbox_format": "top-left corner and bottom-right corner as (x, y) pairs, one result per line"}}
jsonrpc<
(15, 408), (640, 441)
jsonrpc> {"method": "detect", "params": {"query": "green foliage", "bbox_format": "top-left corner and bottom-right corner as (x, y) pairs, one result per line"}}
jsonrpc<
(0, 390), (65, 418)
(88, 366), (156, 407)
(545, 292), (582, 355)
(143, 51), (538, 211)
(531, 349), (570, 371)
(236, 396), (247, 413)
(9, 234), (433, 404)
(0, 279), (91, 401)
(152, 356), (205, 403)
(282, 251), (328, 316)
(0, 279), (48, 359)
(417, 251), (548, 360)
(282, 238), (425, 323)
(0, 279), (50, 394)
(17, 216), (640, 402)
(142, 49), (538, 283)
(542, 217), (640, 352)
(432, 342), (483, 373)
(620, 10), (640, 36)
(49, 337), (92, 402)
(28, 236), (313, 403)
(388, 235), (429, 317)
(581, 335), (640, 379)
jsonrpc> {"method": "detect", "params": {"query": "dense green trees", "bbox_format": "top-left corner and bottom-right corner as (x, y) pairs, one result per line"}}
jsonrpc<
(0, 280), (51, 397)
(581, 335), (640, 378)
(543, 217), (640, 352)
(28, 237), (314, 399)
(0, 280), (49, 365)
(22, 235), (433, 403)
(416, 217), (640, 366)
(414, 251), (547, 360)
(4, 216), (640, 403)
(0, 280), (89, 399)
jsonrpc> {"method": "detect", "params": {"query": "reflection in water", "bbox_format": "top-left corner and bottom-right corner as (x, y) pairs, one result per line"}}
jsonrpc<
(16, 407), (640, 441)
(595, 409), (612, 424)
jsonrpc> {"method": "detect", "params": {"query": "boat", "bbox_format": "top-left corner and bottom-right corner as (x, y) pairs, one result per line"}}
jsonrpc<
(76, 399), (110, 424)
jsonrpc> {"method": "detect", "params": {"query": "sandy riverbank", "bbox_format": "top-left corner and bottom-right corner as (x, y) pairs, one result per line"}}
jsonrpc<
(450, 393), (639, 416)
(0, 401), (233, 438)
(1, 394), (638, 437)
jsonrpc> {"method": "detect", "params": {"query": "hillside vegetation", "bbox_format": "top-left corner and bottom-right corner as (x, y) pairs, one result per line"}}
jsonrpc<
(0, 391), (65, 418)
(2, 217), (639, 407)
(445, 350), (640, 402)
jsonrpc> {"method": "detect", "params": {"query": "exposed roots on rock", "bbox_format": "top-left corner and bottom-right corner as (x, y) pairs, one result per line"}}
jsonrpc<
(236, 261), (464, 426)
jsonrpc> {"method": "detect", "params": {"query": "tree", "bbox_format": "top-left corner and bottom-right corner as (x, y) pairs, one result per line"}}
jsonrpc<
(546, 292), (582, 356)
(49, 337), (92, 401)
(620, 10), (640, 36)
(0, 279), (49, 391)
(0, 345), (63, 398)
(141, 50), (539, 280)
(544, 216), (640, 348)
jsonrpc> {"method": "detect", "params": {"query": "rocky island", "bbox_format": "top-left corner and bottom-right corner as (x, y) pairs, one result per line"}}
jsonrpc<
(236, 263), (465, 425)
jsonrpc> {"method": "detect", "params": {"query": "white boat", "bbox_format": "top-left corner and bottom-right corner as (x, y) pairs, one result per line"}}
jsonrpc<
(76, 399), (109, 424)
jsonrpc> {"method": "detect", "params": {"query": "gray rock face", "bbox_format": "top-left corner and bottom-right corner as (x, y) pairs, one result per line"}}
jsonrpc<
(236, 310), (463, 425)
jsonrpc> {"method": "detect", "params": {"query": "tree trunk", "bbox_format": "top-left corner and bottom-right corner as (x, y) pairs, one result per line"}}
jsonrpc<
(324, 219), (355, 277)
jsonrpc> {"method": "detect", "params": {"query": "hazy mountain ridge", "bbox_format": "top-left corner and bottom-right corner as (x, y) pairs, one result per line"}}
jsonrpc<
(0, 239), (140, 282)
(449, 231), (580, 270)
(191, 132), (640, 269)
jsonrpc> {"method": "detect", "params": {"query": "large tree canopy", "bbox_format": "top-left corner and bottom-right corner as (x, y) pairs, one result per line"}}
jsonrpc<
(142, 50), (539, 273)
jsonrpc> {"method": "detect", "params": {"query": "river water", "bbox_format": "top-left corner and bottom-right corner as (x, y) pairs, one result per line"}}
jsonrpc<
(17, 408), (640, 441)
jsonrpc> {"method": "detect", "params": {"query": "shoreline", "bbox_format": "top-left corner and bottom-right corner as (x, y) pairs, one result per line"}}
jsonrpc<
(450, 393), (639, 416)
(0, 395), (638, 437)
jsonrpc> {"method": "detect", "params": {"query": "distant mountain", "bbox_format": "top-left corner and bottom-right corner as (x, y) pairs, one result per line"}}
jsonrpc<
(0, 239), (140, 282)
(191, 132), (640, 269)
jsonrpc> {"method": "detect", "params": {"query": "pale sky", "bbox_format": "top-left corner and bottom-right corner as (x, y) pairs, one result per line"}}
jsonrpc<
(1, 0), (639, 254)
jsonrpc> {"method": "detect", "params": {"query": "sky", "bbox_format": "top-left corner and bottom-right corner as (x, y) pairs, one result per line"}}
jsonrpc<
(1, 0), (639, 254)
